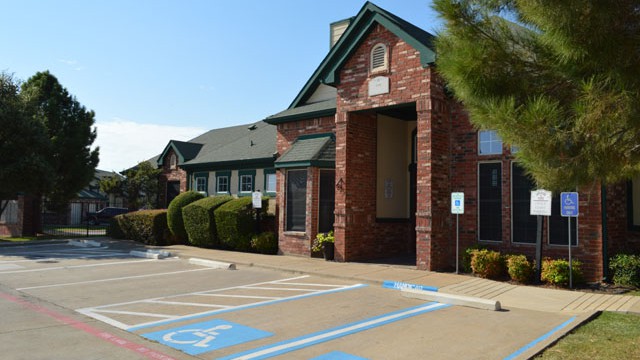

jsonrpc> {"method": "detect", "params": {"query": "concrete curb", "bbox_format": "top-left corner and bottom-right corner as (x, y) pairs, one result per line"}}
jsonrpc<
(189, 257), (236, 270)
(68, 239), (102, 248)
(401, 288), (502, 311)
(129, 249), (171, 259)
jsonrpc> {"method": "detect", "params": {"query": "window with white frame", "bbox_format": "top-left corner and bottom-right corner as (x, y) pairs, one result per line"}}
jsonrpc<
(370, 43), (388, 72)
(195, 175), (207, 195)
(216, 174), (229, 194)
(265, 172), (276, 194)
(240, 175), (253, 193)
(479, 130), (503, 155)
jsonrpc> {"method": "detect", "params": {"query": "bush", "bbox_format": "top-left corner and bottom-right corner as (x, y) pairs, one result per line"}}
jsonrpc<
(182, 196), (233, 248)
(541, 258), (583, 287)
(251, 232), (278, 254)
(463, 245), (487, 273)
(215, 197), (268, 251)
(167, 191), (205, 243)
(108, 210), (168, 246)
(506, 254), (534, 283)
(609, 254), (640, 288)
(471, 249), (505, 279)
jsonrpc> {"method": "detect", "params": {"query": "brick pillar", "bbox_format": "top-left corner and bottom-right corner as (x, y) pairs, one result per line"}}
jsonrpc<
(334, 110), (378, 261)
(415, 75), (452, 271)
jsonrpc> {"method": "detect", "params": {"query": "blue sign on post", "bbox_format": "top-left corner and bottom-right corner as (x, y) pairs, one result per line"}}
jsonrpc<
(560, 192), (579, 217)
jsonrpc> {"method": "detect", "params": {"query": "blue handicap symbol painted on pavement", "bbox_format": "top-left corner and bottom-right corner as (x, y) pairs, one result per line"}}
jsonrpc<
(142, 319), (272, 355)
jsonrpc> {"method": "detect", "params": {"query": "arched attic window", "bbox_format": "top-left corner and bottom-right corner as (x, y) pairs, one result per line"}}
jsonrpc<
(170, 153), (177, 169)
(370, 43), (388, 73)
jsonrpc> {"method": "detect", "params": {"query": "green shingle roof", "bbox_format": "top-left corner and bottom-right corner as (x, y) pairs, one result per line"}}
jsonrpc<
(275, 133), (335, 168)
(265, 99), (336, 125)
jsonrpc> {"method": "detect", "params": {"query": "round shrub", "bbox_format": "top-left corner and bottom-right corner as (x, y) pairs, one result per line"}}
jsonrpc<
(471, 249), (505, 279)
(183, 195), (233, 248)
(215, 196), (268, 252)
(609, 253), (640, 288)
(251, 232), (278, 254)
(167, 191), (205, 243)
(541, 258), (583, 287)
(506, 254), (534, 283)
(463, 245), (487, 273)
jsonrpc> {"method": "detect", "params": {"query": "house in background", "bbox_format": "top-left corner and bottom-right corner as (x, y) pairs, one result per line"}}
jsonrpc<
(264, 1), (640, 282)
(154, 120), (277, 208)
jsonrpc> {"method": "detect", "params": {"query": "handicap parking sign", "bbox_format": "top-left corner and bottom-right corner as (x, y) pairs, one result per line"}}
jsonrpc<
(143, 319), (272, 355)
(560, 192), (579, 217)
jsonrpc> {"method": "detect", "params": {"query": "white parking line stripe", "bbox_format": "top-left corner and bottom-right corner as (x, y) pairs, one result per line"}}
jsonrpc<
(238, 286), (316, 292)
(17, 268), (216, 290)
(271, 282), (347, 287)
(94, 310), (176, 319)
(78, 276), (311, 312)
(0, 258), (166, 274)
(195, 294), (280, 300)
(127, 284), (366, 332)
(76, 308), (132, 330)
(146, 300), (231, 308)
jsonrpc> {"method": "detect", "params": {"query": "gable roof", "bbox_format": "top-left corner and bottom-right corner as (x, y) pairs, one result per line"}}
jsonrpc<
(265, 1), (436, 125)
(157, 140), (204, 166)
(275, 133), (335, 169)
(155, 121), (277, 171)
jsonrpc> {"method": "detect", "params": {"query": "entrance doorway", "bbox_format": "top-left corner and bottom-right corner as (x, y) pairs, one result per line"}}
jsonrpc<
(166, 181), (180, 207)
(319, 170), (335, 233)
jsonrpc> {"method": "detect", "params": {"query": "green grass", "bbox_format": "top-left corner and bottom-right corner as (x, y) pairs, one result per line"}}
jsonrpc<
(536, 312), (640, 360)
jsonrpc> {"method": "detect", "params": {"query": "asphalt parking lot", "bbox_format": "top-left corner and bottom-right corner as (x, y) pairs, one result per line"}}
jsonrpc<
(0, 241), (582, 360)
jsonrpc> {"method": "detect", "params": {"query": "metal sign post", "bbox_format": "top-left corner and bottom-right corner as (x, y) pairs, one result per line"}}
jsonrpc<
(530, 189), (552, 282)
(561, 192), (579, 289)
(451, 192), (464, 274)
(252, 191), (262, 234)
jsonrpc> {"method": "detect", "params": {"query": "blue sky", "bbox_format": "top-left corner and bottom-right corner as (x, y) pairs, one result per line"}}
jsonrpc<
(1, 0), (442, 172)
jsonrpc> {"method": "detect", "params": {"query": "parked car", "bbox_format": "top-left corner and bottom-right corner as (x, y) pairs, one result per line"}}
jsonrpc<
(85, 207), (130, 225)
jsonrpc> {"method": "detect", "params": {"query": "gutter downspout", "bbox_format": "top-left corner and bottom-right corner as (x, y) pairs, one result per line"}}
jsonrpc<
(601, 185), (609, 282)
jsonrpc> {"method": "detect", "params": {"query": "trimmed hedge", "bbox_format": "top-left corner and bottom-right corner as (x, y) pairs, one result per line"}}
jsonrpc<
(183, 195), (233, 248)
(167, 191), (205, 243)
(251, 232), (278, 254)
(214, 196), (268, 251)
(107, 210), (168, 246)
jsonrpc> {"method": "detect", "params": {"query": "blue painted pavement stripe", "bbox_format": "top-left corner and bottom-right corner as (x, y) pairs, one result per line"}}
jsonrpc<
(382, 280), (438, 292)
(128, 284), (367, 332)
(503, 316), (577, 360)
(218, 302), (451, 360)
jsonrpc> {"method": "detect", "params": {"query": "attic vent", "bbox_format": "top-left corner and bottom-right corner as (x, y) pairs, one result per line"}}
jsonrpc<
(370, 43), (388, 72)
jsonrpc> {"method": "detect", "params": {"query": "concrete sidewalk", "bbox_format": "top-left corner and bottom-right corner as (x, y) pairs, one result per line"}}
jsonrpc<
(165, 244), (640, 316)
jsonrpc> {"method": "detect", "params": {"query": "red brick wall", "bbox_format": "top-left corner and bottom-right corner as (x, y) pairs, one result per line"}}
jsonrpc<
(158, 149), (188, 208)
(334, 24), (426, 261)
(275, 116), (336, 256)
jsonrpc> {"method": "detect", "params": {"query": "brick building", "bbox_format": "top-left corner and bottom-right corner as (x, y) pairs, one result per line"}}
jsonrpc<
(265, 2), (640, 282)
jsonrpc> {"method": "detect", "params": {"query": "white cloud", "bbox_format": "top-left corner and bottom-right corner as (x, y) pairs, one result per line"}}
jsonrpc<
(93, 118), (206, 172)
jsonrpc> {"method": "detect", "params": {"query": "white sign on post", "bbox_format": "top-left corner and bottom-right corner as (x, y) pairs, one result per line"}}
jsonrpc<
(530, 189), (552, 216)
(451, 192), (464, 214)
(252, 191), (262, 209)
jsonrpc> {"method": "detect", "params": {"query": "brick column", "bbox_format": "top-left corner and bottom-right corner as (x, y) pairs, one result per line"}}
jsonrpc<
(415, 72), (452, 271)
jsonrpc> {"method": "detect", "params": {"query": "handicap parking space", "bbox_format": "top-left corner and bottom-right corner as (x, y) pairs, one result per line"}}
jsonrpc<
(0, 242), (581, 359)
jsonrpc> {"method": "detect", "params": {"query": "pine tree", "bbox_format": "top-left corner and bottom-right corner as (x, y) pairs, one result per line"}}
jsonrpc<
(433, 0), (640, 191)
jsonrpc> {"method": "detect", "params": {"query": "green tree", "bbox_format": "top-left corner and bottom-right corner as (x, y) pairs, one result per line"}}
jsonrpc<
(0, 72), (51, 218)
(20, 71), (100, 210)
(119, 161), (162, 210)
(433, 0), (640, 191)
